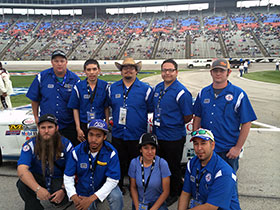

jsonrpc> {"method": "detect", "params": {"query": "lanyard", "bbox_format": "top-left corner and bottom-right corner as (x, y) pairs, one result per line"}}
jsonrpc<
(88, 150), (101, 186)
(52, 74), (67, 87)
(195, 168), (207, 200)
(141, 157), (155, 202)
(156, 88), (167, 109)
(122, 80), (135, 106)
(45, 161), (53, 192)
(87, 79), (98, 105)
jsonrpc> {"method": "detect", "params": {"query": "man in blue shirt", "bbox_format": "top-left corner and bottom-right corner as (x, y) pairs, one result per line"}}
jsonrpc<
(17, 114), (73, 210)
(26, 50), (80, 146)
(64, 119), (123, 210)
(153, 59), (193, 205)
(108, 57), (153, 192)
(178, 128), (240, 210)
(68, 59), (109, 143)
(193, 58), (257, 172)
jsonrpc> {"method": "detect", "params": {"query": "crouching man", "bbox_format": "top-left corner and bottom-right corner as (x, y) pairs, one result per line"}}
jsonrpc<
(178, 128), (240, 210)
(17, 114), (73, 210)
(64, 119), (123, 210)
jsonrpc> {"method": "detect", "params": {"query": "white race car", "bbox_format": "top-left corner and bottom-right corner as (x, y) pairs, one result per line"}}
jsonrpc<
(0, 106), (194, 166)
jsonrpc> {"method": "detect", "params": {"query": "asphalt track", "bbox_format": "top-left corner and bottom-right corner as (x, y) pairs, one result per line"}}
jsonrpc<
(0, 62), (279, 209)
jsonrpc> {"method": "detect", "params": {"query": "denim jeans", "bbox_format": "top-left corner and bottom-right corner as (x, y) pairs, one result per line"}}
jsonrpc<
(88, 186), (123, 210)
(217, 151), (239, 172)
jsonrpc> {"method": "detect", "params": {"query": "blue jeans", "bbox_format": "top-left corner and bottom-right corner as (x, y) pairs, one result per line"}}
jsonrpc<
(132, 201), (168, 210)
(217, 151), (239, 172)
(89, 186), (123, 210)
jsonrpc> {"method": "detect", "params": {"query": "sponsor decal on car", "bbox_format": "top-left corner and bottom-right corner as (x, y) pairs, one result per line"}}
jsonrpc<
(6, 130), (21, 135)
(9, 124), (23, 131)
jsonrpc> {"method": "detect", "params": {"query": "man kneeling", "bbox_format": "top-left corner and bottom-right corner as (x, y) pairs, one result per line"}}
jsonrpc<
(64, 119), (123, 210)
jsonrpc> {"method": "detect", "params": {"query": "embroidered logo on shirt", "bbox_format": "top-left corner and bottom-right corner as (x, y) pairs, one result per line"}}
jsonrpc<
(225, 94), (233, 101)
(64, 83), (72, 89)
(154, 92), (159, 97)
(48, 84), (54, 88)
(115, 94), (121, 99)
(205, 173), (212, 182)
(203, 98), (210, 104)
(97, 161), (107, 166)
(190, 175), (195, 183)
(80, 163), (88, 168)
(23, 145), (30, 152)
(84, 94), (90, 99)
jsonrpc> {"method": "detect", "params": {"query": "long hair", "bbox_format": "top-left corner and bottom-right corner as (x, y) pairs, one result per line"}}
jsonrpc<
(34, 131), (63, 176)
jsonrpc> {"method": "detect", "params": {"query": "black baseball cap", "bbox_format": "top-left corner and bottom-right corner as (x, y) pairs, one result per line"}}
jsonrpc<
(38, 114), (58, 125)
(51, 50), (67, 60)
(139, 133), (158, 147)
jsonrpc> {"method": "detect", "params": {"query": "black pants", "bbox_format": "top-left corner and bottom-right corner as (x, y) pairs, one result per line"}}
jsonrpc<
(16, 173), (68, 210)
(59, 123), (79, 146)
(158, 137), (186, 197)
(111, 137), (140, 189)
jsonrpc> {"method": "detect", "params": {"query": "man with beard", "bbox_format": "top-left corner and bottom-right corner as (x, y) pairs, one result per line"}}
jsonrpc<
(64, 119), (123, 210)
(108, 57), (153, 193)
(178, 128), (240, 210)
(17, 114), (73, 210)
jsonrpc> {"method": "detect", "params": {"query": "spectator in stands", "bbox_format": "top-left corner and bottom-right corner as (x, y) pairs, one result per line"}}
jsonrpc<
(26, 50), (80, 146)
(68, 59), (109, 143)
(17, 114), (73, 210)
(129, 133), (170, 210)
(108, 58), (153, 194)
(178, 128), (240, 210)
(193, 58), (257, 172)
(64, 119), (123, 210)
(152, 59), (193, 206)
(0, 62), (13, 110)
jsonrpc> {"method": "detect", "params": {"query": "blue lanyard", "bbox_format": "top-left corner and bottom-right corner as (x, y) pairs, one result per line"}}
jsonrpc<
(52, 73), (67, 87)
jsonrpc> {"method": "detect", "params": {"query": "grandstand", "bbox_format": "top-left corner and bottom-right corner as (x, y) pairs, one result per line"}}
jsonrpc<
(0, 0), (279, 61)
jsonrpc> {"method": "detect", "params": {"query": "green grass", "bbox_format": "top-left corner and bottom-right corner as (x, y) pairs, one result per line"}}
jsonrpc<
(243, 71), (280, 84)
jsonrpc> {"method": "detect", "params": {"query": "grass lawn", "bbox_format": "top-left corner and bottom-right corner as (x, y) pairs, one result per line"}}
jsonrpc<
(243, 71), (280, 84)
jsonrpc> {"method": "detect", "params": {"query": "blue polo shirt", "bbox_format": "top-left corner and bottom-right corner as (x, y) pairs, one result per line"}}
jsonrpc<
(17, 136), (73, 178)
(64, 140), (120, 197)
(193, 81), (257, 152)
(153, 79), (193, 140)
(26, 68), (80, 129)
(128, 155), (171, 204)
(183, 152), (240, 210)
(68, 79), (109, 123)
(108, 78), (153, 140)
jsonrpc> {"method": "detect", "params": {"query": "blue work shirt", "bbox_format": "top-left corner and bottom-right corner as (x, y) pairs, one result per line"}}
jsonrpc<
(193, 81), (257, 152)
(26, 68), (80, 129)
(183, 152), (240, 210)
(153, 79), (193, 140)
(17, 136), (73, 178)
(108, 78), (153, 140)
(64, 140), (120, 197)
(128, 155), (171, 204)
(68, 79), (109, 123)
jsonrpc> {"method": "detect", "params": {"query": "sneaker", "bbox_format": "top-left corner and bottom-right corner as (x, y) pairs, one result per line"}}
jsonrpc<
(166, 195), (178, 206)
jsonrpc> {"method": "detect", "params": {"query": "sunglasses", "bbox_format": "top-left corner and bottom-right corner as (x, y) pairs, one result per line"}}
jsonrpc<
(191, 130), (214, 139)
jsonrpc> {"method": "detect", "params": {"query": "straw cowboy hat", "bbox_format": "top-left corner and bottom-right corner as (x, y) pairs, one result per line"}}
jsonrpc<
(115, 58), (142, 71)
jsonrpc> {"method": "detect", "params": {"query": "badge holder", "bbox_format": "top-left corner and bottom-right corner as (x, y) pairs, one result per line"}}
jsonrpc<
(87, 111), (96, 122)
(154, 107), (161, 126)
(119, 107), (127, 125)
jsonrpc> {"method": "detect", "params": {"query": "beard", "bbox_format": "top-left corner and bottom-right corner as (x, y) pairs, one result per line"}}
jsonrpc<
(124, 75), (133, 80)
(34, 131), (62, 176)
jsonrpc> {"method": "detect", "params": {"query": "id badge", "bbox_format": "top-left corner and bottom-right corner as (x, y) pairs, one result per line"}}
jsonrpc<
(139, 203), (148, 210)
(154, 107), (161, 126)
(118, 107), (127, 125)
(190, 199), (203, 208)
(87, 111), (96, 122)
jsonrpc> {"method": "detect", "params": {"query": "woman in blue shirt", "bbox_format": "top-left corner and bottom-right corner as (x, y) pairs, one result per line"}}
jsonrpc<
(128, 133), (171, 210)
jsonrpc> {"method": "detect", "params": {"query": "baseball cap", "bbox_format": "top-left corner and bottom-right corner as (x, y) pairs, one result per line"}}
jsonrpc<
(190, 128), (215, 142)
(139, 133), (158, 147)
(51, 50), (67, 60)
(88, 119), (108, 133)
(211, 58), (230, 71)
(38, 114), (58, 125)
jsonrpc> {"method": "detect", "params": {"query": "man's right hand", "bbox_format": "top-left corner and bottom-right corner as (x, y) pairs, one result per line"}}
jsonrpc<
(77, 128), (85, 142)
(36, 187), (51, 201)
(71, 194), (82, 208)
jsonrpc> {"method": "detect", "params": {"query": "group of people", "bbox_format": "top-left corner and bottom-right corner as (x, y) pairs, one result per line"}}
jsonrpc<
(16, 49), (256, 210)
